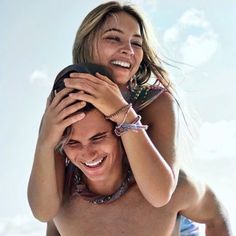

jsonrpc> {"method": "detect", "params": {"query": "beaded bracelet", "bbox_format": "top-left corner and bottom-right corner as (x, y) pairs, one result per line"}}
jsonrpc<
(114, 115), (148, 136)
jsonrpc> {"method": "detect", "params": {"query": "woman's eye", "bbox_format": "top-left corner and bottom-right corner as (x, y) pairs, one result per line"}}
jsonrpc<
(106, 36), (120, 42)
(132, 42), (142, 48)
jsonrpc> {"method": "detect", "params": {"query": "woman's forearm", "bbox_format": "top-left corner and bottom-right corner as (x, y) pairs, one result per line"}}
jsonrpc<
(119, 108), (175, 207)
(27, 141), (63, 222)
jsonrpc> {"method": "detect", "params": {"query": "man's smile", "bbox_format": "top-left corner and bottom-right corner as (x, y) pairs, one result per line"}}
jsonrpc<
(82, 156), (107, 169)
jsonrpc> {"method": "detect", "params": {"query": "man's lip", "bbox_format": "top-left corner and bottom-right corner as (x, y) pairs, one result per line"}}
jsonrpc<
(82, 156), (107, 168)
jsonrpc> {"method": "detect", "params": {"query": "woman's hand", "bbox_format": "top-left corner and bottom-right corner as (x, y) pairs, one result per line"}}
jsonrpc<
(38, 88), (86, 149)
(64, 72), (128, 117)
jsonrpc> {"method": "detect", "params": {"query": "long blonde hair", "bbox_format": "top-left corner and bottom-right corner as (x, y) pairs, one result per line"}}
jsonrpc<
(72, 1), (173, 92)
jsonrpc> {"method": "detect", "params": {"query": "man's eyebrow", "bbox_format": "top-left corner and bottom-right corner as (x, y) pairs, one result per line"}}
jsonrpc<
(103, 28), (142, 38)
(90, 131), (109, 140)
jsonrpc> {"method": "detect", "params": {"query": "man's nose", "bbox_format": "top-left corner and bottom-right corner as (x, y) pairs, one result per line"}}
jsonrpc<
(80, 145), (97, 159)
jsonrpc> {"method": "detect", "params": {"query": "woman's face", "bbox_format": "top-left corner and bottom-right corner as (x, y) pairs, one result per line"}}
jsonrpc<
(93, 11), (144, 89)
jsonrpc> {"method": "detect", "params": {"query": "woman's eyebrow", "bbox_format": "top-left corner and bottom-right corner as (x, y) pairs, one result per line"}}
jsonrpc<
(103, 28), (142, 38)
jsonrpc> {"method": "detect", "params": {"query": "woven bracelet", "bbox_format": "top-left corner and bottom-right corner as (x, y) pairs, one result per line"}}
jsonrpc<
(114, 115), (148, 136)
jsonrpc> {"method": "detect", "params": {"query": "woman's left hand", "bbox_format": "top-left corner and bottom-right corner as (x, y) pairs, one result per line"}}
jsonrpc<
(64, 72), (128, 116)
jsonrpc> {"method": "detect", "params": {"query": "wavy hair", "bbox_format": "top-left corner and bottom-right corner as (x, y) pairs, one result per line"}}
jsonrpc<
(72, 1), (173, 92)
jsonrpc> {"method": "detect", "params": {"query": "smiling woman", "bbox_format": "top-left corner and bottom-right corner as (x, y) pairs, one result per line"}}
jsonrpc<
(91, 12), (144, 88)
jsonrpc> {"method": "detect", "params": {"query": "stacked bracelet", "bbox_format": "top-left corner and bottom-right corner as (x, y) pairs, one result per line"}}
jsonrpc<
(114, 115), (148, 136)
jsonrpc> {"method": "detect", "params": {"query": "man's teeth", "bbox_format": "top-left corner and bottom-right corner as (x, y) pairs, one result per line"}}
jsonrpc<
(84, 158), (104, 167)
(111, 60), (131, 68)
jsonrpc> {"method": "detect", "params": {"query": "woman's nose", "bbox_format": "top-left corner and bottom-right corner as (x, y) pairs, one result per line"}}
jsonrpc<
(120, 42), (134, 56)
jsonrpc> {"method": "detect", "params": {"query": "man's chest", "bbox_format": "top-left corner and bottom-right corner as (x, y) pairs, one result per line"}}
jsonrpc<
(54, 187), (179, 236)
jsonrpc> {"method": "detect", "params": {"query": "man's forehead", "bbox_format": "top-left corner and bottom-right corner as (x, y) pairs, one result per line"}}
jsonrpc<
(71, 109), (113, 137)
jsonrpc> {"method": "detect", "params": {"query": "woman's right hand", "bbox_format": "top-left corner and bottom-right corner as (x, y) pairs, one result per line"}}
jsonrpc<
(38, 88), (86, 149)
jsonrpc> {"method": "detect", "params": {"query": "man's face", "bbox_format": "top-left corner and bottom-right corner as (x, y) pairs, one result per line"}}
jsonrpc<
(63, 109), (123, 184)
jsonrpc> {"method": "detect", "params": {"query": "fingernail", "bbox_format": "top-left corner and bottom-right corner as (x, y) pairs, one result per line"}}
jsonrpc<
(70, 73), (77, 77)
(79, 112), (85, 118)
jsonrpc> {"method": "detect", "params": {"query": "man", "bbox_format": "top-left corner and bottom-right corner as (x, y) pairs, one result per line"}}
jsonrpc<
(46, 107), (231, 236)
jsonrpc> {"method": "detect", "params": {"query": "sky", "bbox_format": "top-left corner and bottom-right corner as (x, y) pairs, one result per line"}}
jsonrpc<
(1, 0), (236, 234)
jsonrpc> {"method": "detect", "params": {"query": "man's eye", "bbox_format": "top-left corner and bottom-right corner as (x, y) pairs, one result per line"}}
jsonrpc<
(67, 141), (79, 147)
(92, 136), (105, 143)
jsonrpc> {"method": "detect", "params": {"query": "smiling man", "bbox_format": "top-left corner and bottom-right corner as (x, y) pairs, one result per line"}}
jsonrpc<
(27, 63), (231, 235)
(45, 103), (231, 236)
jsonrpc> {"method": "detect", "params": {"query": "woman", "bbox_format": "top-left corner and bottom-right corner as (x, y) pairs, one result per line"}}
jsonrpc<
(28, 1), (200, 234)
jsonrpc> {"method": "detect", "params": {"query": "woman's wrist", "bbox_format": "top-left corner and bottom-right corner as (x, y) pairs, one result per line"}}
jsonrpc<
(105, 103), (131, 124)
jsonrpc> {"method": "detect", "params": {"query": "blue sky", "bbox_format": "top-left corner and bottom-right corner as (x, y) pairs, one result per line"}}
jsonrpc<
(1, 0), (236, 234)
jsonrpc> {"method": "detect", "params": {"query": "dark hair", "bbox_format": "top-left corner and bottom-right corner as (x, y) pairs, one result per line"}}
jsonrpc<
(52, 63), (113, 151)
(51, 63), (113, 114)
(51, 63), (113, 201)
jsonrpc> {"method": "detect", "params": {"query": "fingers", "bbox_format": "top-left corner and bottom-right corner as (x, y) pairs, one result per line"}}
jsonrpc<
(70, 73), (101, 84)
(55, 93), (83, 113)
(62, 112), (86, 127)
(50, 88), (74, 108)
(69, 72), (115, 87)
(47, 87), (87, 124)
(64, 78), (96, 95)
(95, 72), (115, 86)
(69, 92), (94, 104)
(58, 101), (86, 121)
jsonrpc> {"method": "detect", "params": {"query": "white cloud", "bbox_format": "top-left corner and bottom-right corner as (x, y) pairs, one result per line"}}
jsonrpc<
(163, 8), (219, 68)
(29, 70), (52, 88)
(163, 26), (180, 44)
(180, 31), (218, 66)
(178, 9), (209, 29)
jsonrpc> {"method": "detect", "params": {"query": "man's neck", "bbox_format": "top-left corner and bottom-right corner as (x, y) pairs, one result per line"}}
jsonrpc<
(84, 160), (125, 196)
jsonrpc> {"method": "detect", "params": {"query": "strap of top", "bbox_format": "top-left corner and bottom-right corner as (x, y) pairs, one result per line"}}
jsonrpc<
(125, 85), (167, 112)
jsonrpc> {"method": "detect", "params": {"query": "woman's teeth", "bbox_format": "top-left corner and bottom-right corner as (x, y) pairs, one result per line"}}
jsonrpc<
(111, 60), (131, 68)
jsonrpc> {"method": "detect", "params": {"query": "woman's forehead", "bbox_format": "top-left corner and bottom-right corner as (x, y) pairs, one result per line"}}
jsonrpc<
(100, 12), (141, 35)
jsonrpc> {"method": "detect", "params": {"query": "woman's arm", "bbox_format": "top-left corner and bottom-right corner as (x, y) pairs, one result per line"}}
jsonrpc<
(28, 143), (65, 222)
(66, 73), (175, 207)
(27, 88), (86, 221)
(140, 92), (180, 188)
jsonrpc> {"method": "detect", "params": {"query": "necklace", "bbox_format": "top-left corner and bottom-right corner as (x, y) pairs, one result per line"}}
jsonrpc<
(72, 165), (135, 204)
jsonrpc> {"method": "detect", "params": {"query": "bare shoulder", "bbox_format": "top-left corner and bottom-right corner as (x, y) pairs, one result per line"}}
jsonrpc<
(140, 91), (176, 124)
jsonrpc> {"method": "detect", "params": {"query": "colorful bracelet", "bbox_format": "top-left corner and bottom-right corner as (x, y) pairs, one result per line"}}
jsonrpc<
(114, 115), (148, 136)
